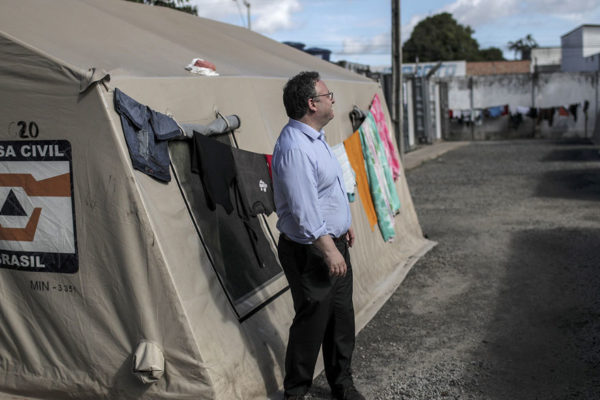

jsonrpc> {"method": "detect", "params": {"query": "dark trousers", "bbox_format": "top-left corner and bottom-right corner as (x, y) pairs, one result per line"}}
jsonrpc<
(277, 235), (356, 397)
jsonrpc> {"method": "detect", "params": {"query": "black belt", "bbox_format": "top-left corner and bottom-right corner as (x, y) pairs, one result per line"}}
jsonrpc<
(331, 234), (347, 244)
(280, 233), (346, 244)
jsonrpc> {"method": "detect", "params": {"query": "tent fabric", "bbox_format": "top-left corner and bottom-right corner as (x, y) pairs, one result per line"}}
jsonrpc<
(0, 1), (435, 399)
(133, 341), (166, 384)
(0, 0), (369, 81)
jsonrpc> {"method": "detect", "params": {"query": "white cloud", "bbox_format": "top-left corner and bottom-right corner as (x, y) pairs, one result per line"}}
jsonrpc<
(338, 32), (390, 55)
(442, 0), (519, 27)
(524, 0), (598, 14)
(403, 0), (600, 39)
(190, 0), (301, 33)
(253, 0), (301, 34)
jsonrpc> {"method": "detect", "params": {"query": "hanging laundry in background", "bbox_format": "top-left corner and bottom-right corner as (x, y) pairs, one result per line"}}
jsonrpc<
(558, 106), (569, 117)
(510, 113), (523, 129)
(568, 103), (579, 122)
(473, 109), (483, 126)
(344, 131), (377, 232)
(331, 143), (357, 203)
(358, 113), (400, 242)
(486, 105), (504, 118)
(537, 107), (555, 127)
(370, 94), (402, 181)
(514, 106), (530, 116)
(459, 110), (472, 125)
(527, 108), (538, 119)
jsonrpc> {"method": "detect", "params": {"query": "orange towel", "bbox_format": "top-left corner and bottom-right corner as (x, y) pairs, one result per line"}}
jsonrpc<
(344, 131), (377, 231)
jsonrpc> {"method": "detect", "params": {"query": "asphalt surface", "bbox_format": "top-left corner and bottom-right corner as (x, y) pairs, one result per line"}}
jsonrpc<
(308, 139), (600, 399)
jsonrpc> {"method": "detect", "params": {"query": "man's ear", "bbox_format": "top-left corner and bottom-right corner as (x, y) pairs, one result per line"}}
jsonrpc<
(307, 98), (317, 113)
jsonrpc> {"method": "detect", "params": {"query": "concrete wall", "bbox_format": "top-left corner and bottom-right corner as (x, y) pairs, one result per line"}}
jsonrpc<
(402, 61), (466, 78)
(448, 74), (533, 109)
(445, 71), (600, 140)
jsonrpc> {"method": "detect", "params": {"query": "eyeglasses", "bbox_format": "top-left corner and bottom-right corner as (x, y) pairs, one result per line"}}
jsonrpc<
(311, 92), (334, 101)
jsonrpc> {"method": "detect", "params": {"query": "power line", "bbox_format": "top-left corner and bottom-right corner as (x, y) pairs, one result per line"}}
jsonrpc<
(231, 0), (245, 27)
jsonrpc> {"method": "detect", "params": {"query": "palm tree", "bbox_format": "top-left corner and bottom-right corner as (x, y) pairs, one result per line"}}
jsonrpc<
(508, 34), (538, 60)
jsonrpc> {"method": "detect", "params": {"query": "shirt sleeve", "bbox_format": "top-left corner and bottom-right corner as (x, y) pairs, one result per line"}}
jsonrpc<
(275, 148), (327, 242)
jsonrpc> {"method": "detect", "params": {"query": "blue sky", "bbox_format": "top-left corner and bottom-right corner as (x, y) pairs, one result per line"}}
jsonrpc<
(189, 0), (600, 67)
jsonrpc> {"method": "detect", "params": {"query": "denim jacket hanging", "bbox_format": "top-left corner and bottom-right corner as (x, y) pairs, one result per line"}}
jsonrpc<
(114, 88), (182, 182)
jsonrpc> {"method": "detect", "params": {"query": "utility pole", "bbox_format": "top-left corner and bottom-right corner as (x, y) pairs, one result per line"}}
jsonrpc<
(391, 0), (404, 158)
(233, 0), (251, 30)
(243, 0), (251, 30)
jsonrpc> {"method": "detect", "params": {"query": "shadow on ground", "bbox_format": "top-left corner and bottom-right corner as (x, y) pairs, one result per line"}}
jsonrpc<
(536, 169), (600, 201)
(542, 149), (600, 162)
(470, 228), (600, 400)
(550, 138), (595, 146)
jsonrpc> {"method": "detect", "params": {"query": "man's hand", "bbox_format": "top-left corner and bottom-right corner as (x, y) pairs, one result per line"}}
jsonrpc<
(345, 227), (355, 248)
(325, 247), (347, 277)
(314, 235), (347, 277)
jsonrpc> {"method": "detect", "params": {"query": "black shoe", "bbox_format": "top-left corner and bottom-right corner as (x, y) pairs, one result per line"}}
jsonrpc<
(331, 384), (365, 400)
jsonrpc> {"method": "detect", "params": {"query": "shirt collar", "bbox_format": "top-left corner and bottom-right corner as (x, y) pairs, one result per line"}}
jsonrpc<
(288, 118), (324, 141)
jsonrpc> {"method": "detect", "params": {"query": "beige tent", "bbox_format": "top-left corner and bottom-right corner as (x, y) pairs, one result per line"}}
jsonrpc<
(0, 1), (434, 398)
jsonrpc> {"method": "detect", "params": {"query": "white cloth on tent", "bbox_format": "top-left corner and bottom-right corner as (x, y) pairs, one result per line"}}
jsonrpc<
(331, 143), (357, 202)
(185, 58), (219, 76)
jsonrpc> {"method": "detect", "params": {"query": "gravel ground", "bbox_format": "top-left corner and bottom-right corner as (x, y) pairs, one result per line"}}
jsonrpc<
(307, 139), (600, 399)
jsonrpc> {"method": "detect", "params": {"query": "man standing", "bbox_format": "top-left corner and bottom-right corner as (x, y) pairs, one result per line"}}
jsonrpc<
(272, 71), (364, 400)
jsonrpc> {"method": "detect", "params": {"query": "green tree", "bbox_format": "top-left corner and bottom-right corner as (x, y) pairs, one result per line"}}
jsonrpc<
(507, 34), (538, 60)
(403, 12), (504, 62)
(478, 47), (505, 61)
(125, 0), (197, 16)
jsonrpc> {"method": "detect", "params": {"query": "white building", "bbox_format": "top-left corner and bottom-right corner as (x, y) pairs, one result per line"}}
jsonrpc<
(561, 24), (600, 72)
(531, 47), (561, 73)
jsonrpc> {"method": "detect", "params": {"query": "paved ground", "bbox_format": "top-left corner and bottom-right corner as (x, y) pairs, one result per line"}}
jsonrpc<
(308, 139), (600, 399)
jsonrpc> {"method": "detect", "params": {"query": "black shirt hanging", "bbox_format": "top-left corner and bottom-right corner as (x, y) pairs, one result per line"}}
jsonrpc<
(191, 132), (236, 214)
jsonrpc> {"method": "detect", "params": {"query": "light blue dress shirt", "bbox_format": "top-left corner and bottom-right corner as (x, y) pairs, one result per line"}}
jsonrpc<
(272, 119), (352, 244)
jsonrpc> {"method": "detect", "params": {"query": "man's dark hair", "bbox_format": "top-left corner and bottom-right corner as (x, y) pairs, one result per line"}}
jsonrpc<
(283, 71), (320, 120)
